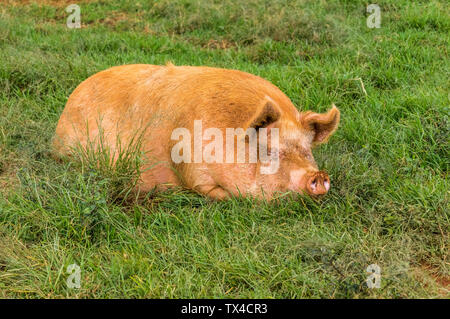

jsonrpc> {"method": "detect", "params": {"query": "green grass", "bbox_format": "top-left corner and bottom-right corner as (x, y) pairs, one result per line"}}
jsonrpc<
(0, 0), (448, 298)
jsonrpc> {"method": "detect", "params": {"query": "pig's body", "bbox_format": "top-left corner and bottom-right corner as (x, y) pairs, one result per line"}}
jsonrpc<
(54, 64), (340, 200)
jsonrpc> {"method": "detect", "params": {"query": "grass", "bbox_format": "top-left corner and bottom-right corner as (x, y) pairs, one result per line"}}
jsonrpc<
(0, 0), (448, 298)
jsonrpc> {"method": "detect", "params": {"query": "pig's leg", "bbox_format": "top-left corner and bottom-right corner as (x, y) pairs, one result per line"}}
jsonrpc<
(138, 161), (181, 192)
(195, 184), (231, 200)
(187, 169), (231, 200)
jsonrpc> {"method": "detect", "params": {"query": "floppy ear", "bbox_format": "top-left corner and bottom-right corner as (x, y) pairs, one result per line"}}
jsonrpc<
(300, 104), (340, 144)
(247, 98), (281, 130)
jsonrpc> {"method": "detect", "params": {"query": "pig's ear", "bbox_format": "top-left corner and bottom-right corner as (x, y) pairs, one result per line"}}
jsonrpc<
(247, 98), (281, 130)
(300, 104), (340, 144)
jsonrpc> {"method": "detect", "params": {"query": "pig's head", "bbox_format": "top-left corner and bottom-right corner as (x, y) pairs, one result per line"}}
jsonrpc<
(205, 97), (340, 200)
(271, 101), (340, 197)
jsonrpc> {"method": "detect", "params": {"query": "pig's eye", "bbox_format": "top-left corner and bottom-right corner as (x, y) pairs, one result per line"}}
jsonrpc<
(303, 150), (313, 161)
(270, 149), (281, 158)
(278, 150), (286, 158)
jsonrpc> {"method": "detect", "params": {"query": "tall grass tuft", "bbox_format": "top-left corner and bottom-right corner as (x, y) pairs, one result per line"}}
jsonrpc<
(70, 125), (148, 206)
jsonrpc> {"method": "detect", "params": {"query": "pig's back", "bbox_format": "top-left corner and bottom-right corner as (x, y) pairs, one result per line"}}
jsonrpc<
(53, 63), (297, 155)
(53, 64), (164, 153)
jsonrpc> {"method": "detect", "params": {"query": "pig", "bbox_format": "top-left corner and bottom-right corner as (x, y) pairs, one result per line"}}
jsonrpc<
(53, 63), (340, 200)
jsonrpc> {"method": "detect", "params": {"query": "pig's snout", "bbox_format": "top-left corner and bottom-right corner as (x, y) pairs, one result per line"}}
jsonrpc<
(305, 171), (330, 196)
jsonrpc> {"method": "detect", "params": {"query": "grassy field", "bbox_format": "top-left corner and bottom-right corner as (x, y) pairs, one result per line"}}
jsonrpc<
(0, 0), (448, 298)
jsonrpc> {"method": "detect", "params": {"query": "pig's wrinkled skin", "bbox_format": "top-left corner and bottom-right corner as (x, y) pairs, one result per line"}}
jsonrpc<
(53, 63), (340, 200)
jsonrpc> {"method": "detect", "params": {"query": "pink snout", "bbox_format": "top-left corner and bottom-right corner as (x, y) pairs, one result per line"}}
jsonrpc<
(305, 171), (330, 196)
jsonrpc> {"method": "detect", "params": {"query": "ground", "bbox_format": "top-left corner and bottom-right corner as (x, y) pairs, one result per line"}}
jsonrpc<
(0, 0), (448, 298)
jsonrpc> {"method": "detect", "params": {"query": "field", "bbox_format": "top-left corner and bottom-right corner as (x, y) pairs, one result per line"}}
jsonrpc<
(0, 0), (448, 298)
